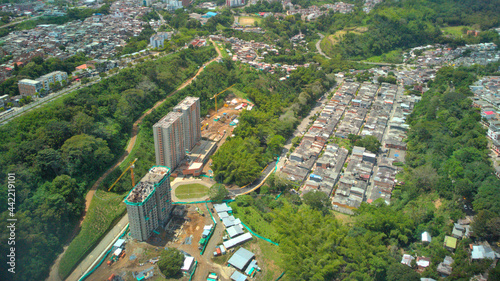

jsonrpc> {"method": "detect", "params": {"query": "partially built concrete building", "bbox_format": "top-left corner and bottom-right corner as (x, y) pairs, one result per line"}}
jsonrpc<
(125, 166), (172, 241)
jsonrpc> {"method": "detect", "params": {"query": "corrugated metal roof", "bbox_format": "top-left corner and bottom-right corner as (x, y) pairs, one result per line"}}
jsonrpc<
(227, 225), (244, 238)
(230, 271), (247, 281)
(228, 248), (255, 270)
(214, 203), (232, 213)
(223, 233), (252, 249)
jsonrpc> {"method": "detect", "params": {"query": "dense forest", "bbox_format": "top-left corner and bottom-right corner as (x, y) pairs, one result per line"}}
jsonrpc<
(228, 64), (500, 281)
(0, 47), (215, 281)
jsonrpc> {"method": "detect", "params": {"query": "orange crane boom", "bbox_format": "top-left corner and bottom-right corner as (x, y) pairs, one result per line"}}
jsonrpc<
(210, 84), (235, 113)
(108, 158), (138, 191)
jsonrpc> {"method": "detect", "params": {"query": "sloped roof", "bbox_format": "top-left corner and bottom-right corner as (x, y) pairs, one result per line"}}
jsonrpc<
(444, 236), (457, 249)
(228, 248), (255, 270)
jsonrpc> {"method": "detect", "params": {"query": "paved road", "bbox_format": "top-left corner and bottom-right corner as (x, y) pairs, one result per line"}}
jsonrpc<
(1, 83), (81, 125)
(228, 86), (335, 197)
(0, 74), (117, 126)
(316, 33), (331, 59)
(276, 88), (334, 172)
(229, 160), (277, 197)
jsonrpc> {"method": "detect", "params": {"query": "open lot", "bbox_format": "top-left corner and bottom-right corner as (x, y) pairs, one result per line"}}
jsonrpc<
(238, 16), (262, 26)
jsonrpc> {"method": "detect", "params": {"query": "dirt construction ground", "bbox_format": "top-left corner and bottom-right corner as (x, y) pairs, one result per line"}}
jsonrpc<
(88, 204), (235, 281)
(200, 96), (251, 177)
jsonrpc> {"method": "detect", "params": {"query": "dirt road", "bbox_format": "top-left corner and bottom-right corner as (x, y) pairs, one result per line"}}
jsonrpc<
(47, 41), (222, 281)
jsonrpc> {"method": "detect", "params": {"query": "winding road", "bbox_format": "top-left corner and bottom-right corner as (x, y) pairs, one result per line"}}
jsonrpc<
(47, 39), (223, 281)
(316, 33), (331, 59)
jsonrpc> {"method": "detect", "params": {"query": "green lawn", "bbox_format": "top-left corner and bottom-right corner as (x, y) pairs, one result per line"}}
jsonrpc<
(251, 239), (283, 281)
(229, 202), (279, 241)
(175, 183), (209, 199)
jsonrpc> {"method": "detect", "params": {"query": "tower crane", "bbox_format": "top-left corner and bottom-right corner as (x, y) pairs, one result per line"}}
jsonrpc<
(108, 158), (138, 192)
(210, 84), (235, 114)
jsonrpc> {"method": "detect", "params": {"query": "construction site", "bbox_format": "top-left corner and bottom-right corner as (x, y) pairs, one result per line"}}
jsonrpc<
(89, 204), (236, 281)
(201, 96), (252, 142)
(87, 92), (261, 281)
(199, 94), (254, 176)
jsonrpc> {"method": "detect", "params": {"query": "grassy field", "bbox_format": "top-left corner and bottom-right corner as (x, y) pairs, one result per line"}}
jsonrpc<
(175, 183), (209, 199)
(239, 16), (262, 26)
(229, 202), (279, 241)
(217, 200), (283, 280)
(365, 49), (404, 64)
(320, 26), (368, 57)
(324, 26), (368, 46)
(332, 210), (354, 224)
(58, 189), (127, 278)
(329, 137), (353, 152)
(214, 41), (229, 59)
(441, 25), (469, 37)
(230, 87), (251, 101)
(249, 239), (283, 281)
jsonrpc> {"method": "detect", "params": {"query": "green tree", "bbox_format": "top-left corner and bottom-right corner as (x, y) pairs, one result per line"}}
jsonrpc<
(267, 134), (285, 156)
(212, 137), (264, 186)
(157, 248), (184, 278)
(71, 112), (95, 135)
(302, 191), (330, 215)
(60, 134), (113, 176)
(348, 133), (362, 144)
(386, 263), (420, 281)
(267, 172), (294, 193)
(209, 184), (229, 202)
(356, 135), (381, 153)
(471, 210), (500, 241)
(489, 265), (500, 281)
(49, 175), (85, 216)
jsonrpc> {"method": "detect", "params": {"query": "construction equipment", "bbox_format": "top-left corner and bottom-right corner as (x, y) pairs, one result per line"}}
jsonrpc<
(108, 158), (138, 191)
(210, 84), (235, 113)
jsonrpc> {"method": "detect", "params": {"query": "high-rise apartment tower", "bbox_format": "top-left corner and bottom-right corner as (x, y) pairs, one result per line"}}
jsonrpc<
(125, 166), (172, 241)
(173, 96), (201, 151)
(153, 112), (185, 169)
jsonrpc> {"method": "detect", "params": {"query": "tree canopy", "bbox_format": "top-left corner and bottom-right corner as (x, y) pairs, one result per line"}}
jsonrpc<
(158, 248), (184, 278)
